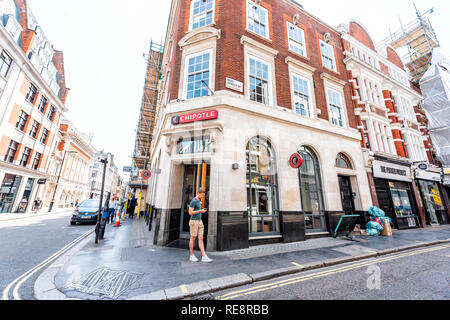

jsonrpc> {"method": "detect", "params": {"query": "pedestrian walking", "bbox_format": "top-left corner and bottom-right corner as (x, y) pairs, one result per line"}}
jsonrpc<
(128, 195), (137, 219)
(188, 188), (213, 263)
(33, 198), (42, 214)
(108, 197), (115, 224)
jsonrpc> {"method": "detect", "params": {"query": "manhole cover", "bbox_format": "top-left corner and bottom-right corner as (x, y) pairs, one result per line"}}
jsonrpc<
(67, 267), (142, 299)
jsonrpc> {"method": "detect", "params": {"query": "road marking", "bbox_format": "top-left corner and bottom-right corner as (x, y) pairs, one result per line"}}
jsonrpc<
(291, 262), (304, 269)
(180, 285), (188, 294)
(2, 228), (95, 300)
(218, 244), (450, 300)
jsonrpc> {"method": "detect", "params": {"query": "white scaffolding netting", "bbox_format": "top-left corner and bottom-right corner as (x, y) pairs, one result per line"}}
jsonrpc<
(420, 48), (450, 166)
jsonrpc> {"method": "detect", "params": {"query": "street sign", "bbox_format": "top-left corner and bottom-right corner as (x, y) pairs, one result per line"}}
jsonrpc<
(37, 179), (47, 185)
(226, 77), (243, 92)
(123, 166), (132, 173)
(141, 170), (151, 180)
(417, 162), (429, 171)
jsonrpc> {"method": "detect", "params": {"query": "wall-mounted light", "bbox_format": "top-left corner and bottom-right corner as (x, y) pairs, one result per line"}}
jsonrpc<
(232, 163), (239, 170)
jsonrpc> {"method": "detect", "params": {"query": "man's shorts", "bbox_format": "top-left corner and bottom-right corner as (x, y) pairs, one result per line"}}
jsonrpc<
(189, 220), (204, 237)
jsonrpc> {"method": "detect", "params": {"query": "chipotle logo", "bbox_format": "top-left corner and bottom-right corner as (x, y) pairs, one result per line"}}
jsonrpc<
(172, 110), (218, 125)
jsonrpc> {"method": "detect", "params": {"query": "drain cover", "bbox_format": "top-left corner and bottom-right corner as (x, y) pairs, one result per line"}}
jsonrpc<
(67, 267), (142, 299)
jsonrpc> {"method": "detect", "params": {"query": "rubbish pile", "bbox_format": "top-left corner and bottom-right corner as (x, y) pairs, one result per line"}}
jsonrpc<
(365, 207), (392, 236)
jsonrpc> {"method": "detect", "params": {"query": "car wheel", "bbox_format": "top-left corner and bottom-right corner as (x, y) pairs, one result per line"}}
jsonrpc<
(70, 221), (76, 225)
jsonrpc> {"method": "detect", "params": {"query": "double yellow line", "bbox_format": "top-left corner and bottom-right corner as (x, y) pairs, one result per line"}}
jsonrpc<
(2, 228), (95, 300)
(217, 244), (450, 300)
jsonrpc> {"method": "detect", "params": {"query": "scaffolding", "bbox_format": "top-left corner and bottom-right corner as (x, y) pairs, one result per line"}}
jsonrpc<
(131, 40), (164, 180)
(377, 3), (440, 86)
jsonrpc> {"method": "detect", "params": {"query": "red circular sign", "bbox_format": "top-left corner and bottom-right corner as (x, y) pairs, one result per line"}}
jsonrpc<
(141, 170), (151, 180)
(289, 153), (303, 169)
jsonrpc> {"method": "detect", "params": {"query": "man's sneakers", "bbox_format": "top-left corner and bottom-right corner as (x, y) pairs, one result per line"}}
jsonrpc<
(201, 255), (213, 263)
(189, 255), (213, 263)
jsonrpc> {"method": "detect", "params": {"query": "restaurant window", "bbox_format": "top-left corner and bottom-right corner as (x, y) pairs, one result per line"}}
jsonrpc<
(0, 50), (12, 78)
(185, 51), (211, 100)
(287, 22), (306, 57)
(298, 146), (326, 232)
(248, 56), (271, 105)
(292, 74), (311, 117)
(320, 40), (337, 72)
(190, 0), (214, 30)
(177, 136), (211, 154)
(26, 83), (38, 104)
(4, 140), (19, 163)
(16, 110), (29, 131)
(246, 136), (280, 236)
(0, 174), (22, 213)
(19, 147), (31, 167)
(247, 0), (269, 39)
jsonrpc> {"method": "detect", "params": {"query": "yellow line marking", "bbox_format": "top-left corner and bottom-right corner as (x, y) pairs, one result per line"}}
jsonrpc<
(218, 244), (450, 300)
(180, 285), (188, 294)
(291, 262), (304, 268)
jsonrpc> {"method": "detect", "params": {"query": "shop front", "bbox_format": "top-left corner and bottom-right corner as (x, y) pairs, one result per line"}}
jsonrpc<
(0, 174), (22, 213)
(372, 159), (421, 229)
(415, 169), (449, 225)
(150, 104), (373, 252)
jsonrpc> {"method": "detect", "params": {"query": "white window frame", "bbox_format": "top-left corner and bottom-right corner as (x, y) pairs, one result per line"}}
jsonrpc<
(182, 49), (213, 100)
(319, 40), (337, 72)
(246, 0), (270, 40)
(290, 72), (313, 118)
(287, 22), (306, 58)
(246, 54), (273, 106)
(189, 0), (215, 31)
(326, 87), (347, 128)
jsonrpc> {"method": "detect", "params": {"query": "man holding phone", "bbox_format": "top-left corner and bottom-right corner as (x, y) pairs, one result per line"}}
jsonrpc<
(188, 188), (213, 263)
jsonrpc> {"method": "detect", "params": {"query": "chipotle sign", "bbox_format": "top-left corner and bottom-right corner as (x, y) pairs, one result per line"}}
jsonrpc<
(172, 110), (218, 125)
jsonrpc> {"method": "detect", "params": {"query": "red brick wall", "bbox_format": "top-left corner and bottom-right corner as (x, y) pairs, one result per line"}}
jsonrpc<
(168, 0), (357, 129)
(386, 47), (405, 71)
(348, 21), (376, 52)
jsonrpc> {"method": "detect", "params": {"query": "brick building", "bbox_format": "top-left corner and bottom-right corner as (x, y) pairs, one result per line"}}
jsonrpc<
(0, 0), (68, 213)
(146, 0), (375, 251)
(339, 20), (449, 228)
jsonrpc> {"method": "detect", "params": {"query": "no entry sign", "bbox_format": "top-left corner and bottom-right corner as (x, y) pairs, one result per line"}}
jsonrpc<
(141, 170), (151, 180)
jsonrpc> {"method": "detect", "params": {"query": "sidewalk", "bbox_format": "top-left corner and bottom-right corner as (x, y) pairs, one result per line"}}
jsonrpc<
(0, 208), (74, 222)
(37, 217), (450, 300)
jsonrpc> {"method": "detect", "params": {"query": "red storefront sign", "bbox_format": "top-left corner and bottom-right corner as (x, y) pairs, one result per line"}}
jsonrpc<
(289, 153), (304, 169)
(172, 110), (218, 125)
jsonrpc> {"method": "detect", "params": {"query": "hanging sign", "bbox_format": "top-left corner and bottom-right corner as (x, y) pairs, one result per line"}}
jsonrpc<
(289, 153), (303, 169)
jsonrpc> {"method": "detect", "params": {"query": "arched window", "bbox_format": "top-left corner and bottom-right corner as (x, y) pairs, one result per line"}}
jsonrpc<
(336, 153), (353, 169)
(298, 146), (326, 232)
(246, 136), (280, 236)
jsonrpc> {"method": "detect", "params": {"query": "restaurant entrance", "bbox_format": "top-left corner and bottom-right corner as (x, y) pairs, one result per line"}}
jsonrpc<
(180, 163), (210, 240)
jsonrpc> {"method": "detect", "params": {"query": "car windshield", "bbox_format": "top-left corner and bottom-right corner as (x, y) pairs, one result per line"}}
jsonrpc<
(79, 200), (105, 208)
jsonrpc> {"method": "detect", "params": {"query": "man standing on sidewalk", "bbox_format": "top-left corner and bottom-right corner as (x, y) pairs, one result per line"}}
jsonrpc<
(188, 188), (213, 263)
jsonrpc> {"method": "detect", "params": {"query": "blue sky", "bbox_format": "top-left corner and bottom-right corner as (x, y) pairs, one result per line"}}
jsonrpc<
(28, 0), (449, 178)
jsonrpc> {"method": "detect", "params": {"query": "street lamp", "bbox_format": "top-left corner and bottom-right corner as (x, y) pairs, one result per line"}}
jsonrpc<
(48, 150), (77, 212)
(95, 154), (109, 244)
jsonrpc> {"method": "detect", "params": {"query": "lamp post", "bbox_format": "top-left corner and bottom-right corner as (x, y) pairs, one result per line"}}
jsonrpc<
(49, 150), (77, 212)
(95, 154), (109, 244)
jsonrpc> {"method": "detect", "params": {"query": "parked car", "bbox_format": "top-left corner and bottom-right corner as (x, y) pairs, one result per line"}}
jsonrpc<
(70, 199), (106, 225)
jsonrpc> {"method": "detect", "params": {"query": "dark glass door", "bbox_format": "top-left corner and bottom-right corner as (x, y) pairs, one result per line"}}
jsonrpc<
(374, 178), (396, 228)
(180, 163), (210, 239)
(338, 176), (355, 214)
(0, 175), (22, 213)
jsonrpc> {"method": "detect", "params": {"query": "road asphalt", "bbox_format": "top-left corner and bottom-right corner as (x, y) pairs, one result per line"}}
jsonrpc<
(28, 215), (450, 301)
